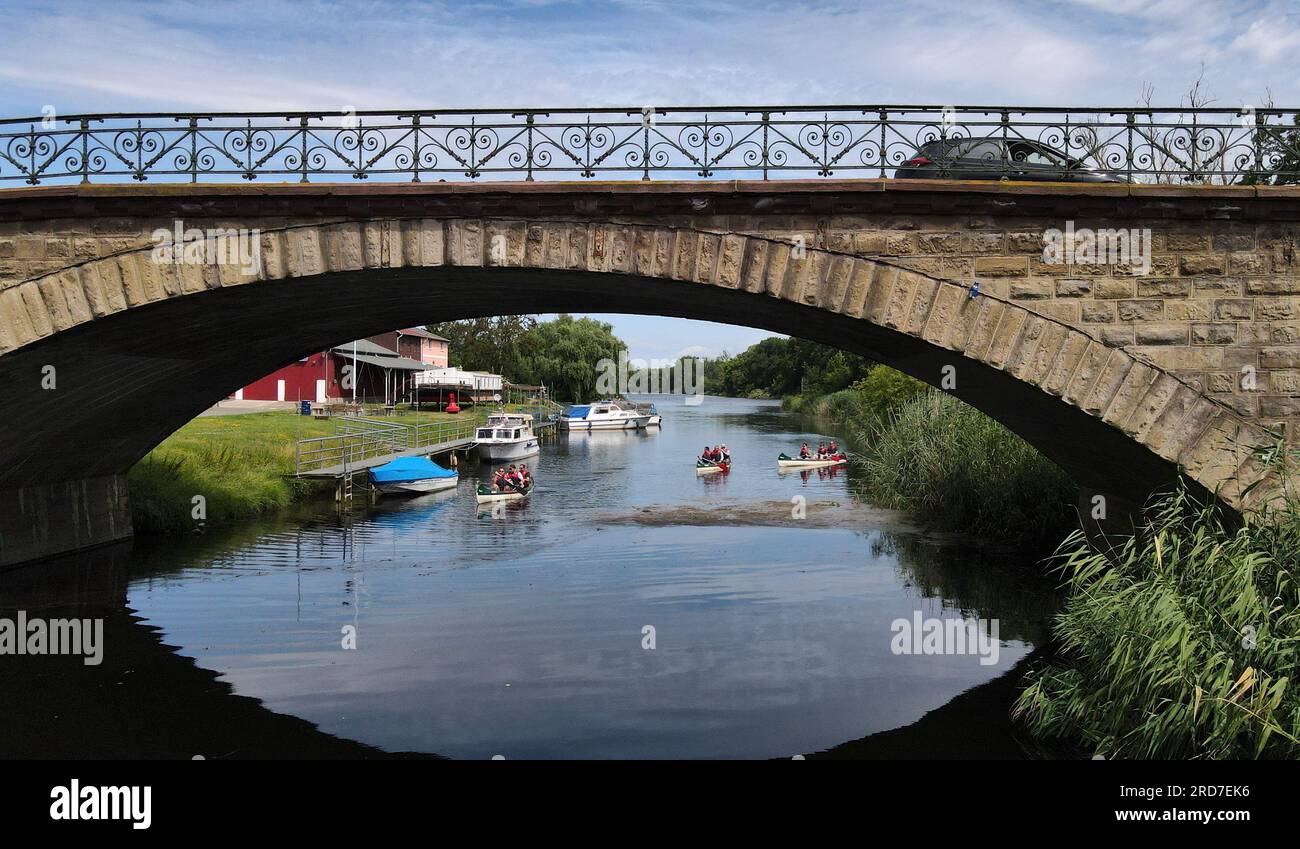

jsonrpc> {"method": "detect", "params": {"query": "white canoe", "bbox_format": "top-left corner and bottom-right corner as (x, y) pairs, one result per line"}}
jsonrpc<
(776, 455), (847, 469)
(695, 460), (730, 476)
(475, 483), (534, 504)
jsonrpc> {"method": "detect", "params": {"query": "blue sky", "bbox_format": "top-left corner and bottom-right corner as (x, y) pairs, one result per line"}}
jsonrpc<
(2, 0), (1297, 358)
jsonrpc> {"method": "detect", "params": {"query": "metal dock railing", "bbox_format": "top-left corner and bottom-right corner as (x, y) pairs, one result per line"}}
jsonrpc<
(294, 415), (482, 477)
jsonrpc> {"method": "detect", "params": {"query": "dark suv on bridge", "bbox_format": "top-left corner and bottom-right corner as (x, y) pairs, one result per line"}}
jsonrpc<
(894, 136), (1126, 182)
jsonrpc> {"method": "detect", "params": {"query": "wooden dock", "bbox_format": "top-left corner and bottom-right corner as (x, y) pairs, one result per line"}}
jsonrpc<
(297, 435), (476, 478)
(293, 409), (558, 479)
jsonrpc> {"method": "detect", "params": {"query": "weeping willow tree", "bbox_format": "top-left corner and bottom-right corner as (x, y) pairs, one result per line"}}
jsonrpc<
(1014, 440), (1300, 759)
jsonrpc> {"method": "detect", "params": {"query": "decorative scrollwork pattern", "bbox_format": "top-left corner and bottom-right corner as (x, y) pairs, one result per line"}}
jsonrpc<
(1, 107), (1297, 184)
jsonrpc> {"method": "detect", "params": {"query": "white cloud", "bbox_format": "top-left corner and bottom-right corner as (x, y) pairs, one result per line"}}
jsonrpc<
(3, 0), (1298, 116)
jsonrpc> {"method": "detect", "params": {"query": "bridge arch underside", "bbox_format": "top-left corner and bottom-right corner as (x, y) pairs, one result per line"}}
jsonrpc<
(0, 260), (1268, 566)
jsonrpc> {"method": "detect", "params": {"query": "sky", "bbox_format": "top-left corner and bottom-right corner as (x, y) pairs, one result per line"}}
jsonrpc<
(1, 0), (1297, 359)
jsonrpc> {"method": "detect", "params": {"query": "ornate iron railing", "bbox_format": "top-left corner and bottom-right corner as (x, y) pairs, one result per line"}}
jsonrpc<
(2, 105), (1298, 185)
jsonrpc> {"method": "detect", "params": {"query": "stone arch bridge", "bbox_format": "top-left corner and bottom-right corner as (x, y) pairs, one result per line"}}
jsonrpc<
(1, 180), (1298, 567)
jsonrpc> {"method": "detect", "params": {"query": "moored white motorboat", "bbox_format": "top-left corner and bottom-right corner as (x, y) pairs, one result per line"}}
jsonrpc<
(474, 411), (540, 462)
(627, 400), (663, 427)
(559, 400), (652, 431)
(368, 456), (459, 494)
(475, 482), (534, 504)
(776, 452), (848, 470)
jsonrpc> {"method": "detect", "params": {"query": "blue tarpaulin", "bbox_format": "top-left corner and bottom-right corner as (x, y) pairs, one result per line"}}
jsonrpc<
(368, 456), (457, 484)
(566, 405), (591, 419)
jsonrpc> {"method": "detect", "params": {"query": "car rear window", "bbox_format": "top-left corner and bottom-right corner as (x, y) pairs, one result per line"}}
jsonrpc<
(956, 140), (1004, 161)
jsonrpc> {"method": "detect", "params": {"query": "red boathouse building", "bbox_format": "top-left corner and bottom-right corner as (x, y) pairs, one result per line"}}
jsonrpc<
(233, 328), (450, 405)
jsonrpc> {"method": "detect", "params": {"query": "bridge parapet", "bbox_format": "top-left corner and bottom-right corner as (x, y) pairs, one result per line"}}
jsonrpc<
(2, 105), (1297, 185)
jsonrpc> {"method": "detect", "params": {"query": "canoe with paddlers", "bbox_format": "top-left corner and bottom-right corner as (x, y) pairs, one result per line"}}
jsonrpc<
(475, 481), (533, 503)
(776, 452), (847, 470)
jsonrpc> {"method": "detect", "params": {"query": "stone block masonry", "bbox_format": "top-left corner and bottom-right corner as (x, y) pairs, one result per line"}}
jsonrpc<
(1, 180), (1297, 565)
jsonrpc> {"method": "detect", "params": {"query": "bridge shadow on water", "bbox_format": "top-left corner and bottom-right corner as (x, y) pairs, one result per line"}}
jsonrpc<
(0, 539), (439, 760)
(1, 504), (1066, 760)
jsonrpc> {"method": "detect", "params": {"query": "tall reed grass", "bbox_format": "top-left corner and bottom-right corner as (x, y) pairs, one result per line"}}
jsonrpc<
(1014, 462), (1300, 758)
(128, 439), (315, 533)
(851, 389), (1076, 548)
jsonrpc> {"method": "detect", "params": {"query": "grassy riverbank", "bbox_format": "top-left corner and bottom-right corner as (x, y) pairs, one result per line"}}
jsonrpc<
(852, 391), (1076, 548)
(128, 408), (469, 534)
(788, 367), (1076, 549)
(784, 366), (926, 425)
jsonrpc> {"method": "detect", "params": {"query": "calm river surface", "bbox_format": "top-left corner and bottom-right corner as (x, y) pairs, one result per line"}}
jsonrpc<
(2, 396), (1062, 759)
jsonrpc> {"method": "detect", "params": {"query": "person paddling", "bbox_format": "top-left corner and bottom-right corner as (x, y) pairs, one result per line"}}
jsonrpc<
(799, 442), (811, 460)
(828, 439), (839, 457)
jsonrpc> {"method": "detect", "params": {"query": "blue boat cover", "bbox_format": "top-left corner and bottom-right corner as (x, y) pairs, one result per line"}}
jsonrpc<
(368, 456), (457, 484)
(566, 405), (592, 419)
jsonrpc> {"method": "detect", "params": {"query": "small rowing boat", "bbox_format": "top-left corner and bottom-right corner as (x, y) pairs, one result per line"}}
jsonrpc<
(696, 458), (730, 476)
(777, 452), (847, 469)
(368, 456), (458, 495)
(475, 482), (534, 504)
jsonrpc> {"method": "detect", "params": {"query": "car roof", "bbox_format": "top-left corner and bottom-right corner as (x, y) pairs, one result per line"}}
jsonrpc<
(918, 136), (1066, 155)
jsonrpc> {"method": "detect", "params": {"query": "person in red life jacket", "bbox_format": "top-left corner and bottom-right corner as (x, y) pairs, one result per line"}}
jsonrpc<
(719, 444), (731, 464)
(828, 440), (839, 458)
(799, 442), (811, 459)
(701, 445), (714, 463)
(493, 467), (508, 491)
(817, 441), (827, 459)
(518, 464), (532, 489)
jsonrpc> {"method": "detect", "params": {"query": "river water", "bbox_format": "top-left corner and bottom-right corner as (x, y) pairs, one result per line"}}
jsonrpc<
(1, 396), (1062, 759)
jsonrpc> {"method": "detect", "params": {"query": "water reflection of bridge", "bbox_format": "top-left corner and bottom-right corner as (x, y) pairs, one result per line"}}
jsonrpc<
(0, 506), (1057, 759)
(0, 541), (436, 759)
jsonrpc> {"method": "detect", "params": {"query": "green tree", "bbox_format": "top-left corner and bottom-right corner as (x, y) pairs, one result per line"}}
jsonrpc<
(698, 336), (872, 399)
(426, 316), (537, 377)
(514, 314), (626, 402)
(427, 314), (626, 401)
